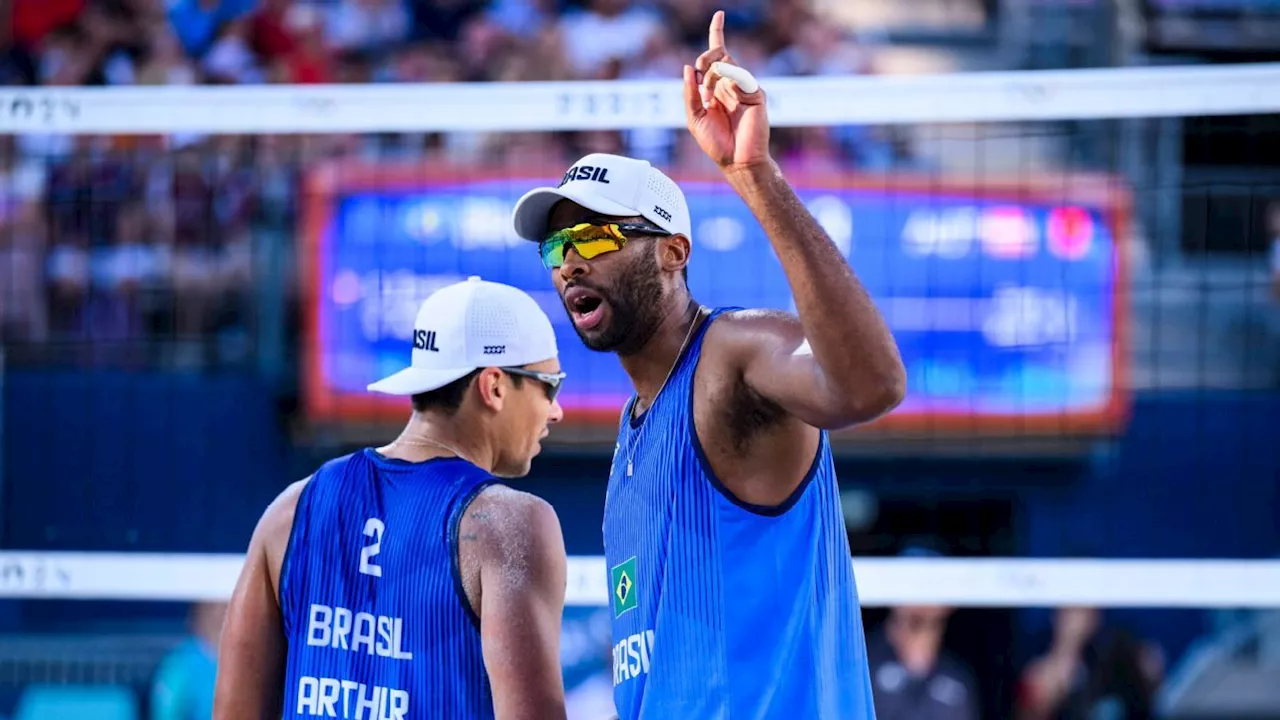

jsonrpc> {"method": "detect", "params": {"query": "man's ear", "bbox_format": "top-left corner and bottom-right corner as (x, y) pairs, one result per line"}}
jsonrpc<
(659, 233), (691, 275)
(473, 367), (506, 412)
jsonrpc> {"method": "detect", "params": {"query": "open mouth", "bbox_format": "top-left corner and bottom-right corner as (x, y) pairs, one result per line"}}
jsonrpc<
(564, 285), (607, 331)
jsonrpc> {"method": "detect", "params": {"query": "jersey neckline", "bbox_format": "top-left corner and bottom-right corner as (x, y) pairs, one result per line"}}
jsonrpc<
(363, 448), (474, 468)
(626, 307), (721, 431)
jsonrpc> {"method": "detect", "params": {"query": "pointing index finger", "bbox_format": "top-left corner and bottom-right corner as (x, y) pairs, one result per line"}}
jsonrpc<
(708, 10), (725, 51)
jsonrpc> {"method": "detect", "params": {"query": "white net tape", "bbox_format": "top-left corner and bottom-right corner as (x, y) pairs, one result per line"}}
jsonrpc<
(1, 552), (1278, 608)
(1, 63), (1278, 134)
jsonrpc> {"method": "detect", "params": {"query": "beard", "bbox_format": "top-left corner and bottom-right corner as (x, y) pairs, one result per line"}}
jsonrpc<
(564, 249), (665, 356)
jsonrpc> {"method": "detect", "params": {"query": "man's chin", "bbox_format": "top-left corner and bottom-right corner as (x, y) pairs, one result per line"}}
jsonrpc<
(567, 315), (617, 351)
(574, 326), (624, 353)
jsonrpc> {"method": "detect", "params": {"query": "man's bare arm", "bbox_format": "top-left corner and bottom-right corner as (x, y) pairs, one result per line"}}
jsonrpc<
(470, 488), (569, 720)
(725, 162), (906, 428)
(213, 480), (307, 720)
(683, 13), (905, 430)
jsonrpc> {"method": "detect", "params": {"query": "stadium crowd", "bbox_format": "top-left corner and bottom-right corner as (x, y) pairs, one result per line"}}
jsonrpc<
(0, 0), (907, 365)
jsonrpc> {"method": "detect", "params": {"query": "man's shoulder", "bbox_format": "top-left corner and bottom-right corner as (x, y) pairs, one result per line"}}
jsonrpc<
(715, 306), (800, 327)
(466, 484), (557, 520)
(461, 485), (564, 559)
(700, 307), (808, 374)
(259, 477), (311, 542)
(706, 307), (805, 348)
(306, 450), (364, 486)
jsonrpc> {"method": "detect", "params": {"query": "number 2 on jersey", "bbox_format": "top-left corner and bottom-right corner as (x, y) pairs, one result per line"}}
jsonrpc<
(359, 517), (385, 577)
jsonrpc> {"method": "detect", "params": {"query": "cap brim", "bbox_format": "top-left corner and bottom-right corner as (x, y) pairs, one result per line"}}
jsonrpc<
(367, 366), (476, 396)
(512, 186), (639, 242)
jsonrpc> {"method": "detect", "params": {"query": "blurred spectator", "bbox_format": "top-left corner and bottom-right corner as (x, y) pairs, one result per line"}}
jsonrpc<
(135, 23), (199, 85)
(12, 0), (88, 54)
(150, 602), (227, 720)
(45, 136), (139, 248)
(167, 0), (255, 59)
(409, 0), (487, 43)
(774, 127), (848, 174)
(557, 0), (661, 79)
(44, 137), (142, 348)
(619, 25), (684, 165)
(1016, 607), (1163, 720)
(754, 0), (808, 59)
(202, 19), (266, 84)
(37, 24), (103, 85)
(656, 0), (733, 50)
(278, 4), (335, 84)
(0, 205), (50, 345)
(327, 0), (410, 55)
(144, 138), (255, 365)
(867, 544), (980, 720)
(764, 13), (870, 78)
(85, 200), (160, 364)
(487, 0), (557, 40)
(457, 14), (515, 81)
(867, 604), (979, 720)
(0, 137), (48, 218)
(248, 0), (298, 67)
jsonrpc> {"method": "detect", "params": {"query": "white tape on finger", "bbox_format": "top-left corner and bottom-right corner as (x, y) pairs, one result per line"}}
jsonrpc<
(712, 62), (759, 94)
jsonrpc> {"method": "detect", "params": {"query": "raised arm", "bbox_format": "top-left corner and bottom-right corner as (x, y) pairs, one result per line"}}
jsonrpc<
(724, 166), (905, 427)
(468, 487), (569, 720)
(684, 11), (905, 428)
(213, 480), (307, 720)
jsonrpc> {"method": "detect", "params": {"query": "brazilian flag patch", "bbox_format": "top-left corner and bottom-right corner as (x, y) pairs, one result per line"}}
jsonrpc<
(611, 556), (638, 618)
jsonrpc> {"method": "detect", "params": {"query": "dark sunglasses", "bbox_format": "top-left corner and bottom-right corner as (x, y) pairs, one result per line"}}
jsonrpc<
(538, 222), (669, 269)
(501, 367), (566, 403)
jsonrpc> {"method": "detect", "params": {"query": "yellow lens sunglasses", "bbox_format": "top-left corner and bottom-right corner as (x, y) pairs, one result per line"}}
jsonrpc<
(538, 222), (669, 269)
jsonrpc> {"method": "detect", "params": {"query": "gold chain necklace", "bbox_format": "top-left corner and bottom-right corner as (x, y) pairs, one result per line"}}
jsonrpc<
(392, 435), (479, 469)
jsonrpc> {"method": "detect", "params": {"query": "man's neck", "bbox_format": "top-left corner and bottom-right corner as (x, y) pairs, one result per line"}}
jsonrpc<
(618, 297), (703, 414)
(379, 414), (494, 472)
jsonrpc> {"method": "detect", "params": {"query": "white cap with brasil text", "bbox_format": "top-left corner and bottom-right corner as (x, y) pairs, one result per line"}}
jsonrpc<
(367, 276), (558, 396)
(511, 153), (692, 242)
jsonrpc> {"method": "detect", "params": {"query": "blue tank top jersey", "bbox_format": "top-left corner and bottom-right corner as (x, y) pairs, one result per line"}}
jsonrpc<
(280, 449), (497, 720)
(603, 307), (877, 720)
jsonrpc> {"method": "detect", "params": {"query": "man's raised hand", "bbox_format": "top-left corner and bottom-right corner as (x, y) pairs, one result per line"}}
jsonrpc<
(682, 10), (770, 172)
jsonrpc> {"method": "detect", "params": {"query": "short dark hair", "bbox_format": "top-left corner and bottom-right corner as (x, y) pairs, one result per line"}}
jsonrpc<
(410, 368), (524, 415)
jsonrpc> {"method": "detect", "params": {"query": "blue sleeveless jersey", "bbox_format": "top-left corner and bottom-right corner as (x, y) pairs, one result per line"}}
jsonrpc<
(603, 308), (877, 720)
(280, 449), (496, 720)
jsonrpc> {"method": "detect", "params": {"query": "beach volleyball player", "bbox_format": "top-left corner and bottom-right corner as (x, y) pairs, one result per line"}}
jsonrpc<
(511, 11), (906, 719)
(214, 278), (571, 720)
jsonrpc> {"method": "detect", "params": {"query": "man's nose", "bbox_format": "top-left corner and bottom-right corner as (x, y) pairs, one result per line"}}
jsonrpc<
(558, 245), (589, 282)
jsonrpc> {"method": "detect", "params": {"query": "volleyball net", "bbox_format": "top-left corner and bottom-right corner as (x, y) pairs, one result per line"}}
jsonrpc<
(2, 60), (1280, 717)
(2, 61), (1279, 596)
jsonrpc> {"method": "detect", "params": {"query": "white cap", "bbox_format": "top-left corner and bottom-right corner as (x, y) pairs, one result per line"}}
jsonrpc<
(511, 153), (692, 242)
(367, 276), (558, 396)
